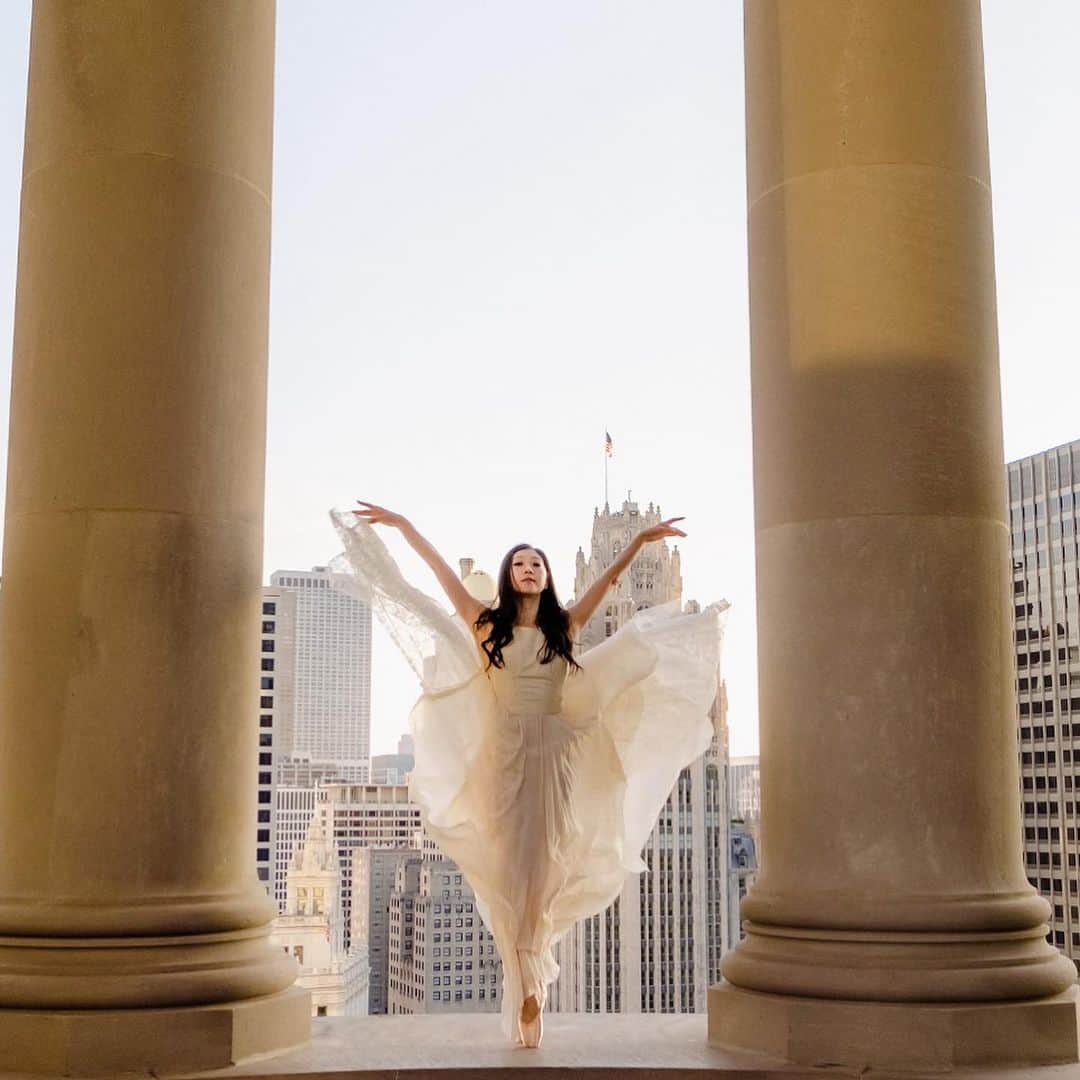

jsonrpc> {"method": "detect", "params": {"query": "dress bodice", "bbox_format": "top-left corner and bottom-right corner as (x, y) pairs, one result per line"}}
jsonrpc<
(486, 626), (568, 715)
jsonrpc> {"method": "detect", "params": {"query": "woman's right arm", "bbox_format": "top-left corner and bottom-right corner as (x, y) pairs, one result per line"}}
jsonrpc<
(353, 501), (485, 625)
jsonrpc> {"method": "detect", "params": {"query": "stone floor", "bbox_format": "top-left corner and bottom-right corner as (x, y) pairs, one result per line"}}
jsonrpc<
(171, 1013), (1080, 1080)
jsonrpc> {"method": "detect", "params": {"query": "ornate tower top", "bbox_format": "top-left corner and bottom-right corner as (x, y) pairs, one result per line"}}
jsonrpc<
(294, 814), (336, 875)
(573, 494), (684, 649)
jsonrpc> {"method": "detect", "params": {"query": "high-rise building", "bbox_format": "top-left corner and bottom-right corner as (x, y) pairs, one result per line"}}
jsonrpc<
(729, 755), (761, 824)
(370, 736), (415, 786)
(268, 566), (372, 776)
(315, 782), (423, 955)
(273, 750), (356, 910)
(255, 584), (297, 894)
(726, 753), (760, 950)
(727, 817), (758, 950)
(1008, 439), (1080, 964)
(352, 847), (421, 1014)
(387, 855), (502, 1016)
(274, 778), (323, 911)
(269, 816), (369, 1017)
(550, 497), (731, 1015)
(258, 566), (372, 904)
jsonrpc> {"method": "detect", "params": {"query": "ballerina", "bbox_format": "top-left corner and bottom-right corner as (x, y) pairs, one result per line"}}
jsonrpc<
(328, 501), (725, 1047)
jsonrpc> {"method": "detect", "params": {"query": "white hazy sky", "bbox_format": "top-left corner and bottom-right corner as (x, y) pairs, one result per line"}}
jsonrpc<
(0, 4), (1077, 758)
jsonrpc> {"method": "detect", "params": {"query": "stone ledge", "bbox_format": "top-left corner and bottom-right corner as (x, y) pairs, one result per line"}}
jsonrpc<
(175, 1013), (787, 1079)
(174, 1012), (1080, 1080)
(5, 1010), (1080, 1079)
(709, 984), (1080, 1073)
(0, 987), (311, 1077)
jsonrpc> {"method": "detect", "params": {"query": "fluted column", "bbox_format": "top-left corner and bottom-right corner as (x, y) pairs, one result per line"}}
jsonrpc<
(710, 1), (1079, 1070)
(0, 2), (308, 1073)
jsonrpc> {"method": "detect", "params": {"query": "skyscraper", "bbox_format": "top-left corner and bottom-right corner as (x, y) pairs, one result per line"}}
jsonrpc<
(353, 847), (421, 1014)
(728, 755), (761, 824)
(550, 496), (730, 1014)
(316, 782), (423, 955)
(255, 584), (297, 894)
(258, 567), (373, 906)
(726, 753), (760, 950)
(387, 854), (502, 1016)
(268, 566), (372, 775)
(1008, 439), (1080, 965)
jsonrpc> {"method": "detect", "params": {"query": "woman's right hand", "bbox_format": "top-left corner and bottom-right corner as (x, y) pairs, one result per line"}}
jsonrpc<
(353, 500), (410, 530)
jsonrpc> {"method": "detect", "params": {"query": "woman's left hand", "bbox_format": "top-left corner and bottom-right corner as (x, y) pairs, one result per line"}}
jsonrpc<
(637, 517), (687, 544)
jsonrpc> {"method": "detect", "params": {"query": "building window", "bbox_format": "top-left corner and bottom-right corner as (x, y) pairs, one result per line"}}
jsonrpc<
(263, 602), (276, 615)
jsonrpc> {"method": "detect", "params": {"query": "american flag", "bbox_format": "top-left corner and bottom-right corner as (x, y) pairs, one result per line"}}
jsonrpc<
(604, 430), (614, 458)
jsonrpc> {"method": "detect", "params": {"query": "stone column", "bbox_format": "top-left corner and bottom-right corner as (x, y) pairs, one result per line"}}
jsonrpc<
(0, 3), (309, 1073)
(710, 1), (1079, 1071)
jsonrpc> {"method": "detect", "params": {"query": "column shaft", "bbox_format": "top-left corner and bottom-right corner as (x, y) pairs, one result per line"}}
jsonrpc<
(0, 0), (297, 1014)
(711, 0), (1077, 1069)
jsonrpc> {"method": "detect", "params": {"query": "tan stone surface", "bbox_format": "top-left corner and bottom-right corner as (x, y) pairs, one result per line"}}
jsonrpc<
(0, 987), (310, 1077)
(86, 1013), (1076, 1080)
(0, 1), (307, 1072)
(713, 0), (1078, 1068)
(710, 984), (1080, 1071)
(176, 1013), (792, 1079)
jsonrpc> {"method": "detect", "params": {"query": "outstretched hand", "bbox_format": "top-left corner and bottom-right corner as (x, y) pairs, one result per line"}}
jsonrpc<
(353, 501), (410, 530)
(637, 516), (687, 544)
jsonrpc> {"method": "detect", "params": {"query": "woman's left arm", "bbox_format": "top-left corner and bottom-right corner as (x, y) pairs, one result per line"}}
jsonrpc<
(567, 517), (687, 632)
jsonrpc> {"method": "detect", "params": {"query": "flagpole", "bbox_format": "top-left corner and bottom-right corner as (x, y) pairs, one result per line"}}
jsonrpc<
(603, 429), (613, 508)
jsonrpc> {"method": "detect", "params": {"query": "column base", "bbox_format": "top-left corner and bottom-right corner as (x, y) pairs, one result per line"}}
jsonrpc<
(0, 986), (311, 1076)
(708, 982), (1080, 1071)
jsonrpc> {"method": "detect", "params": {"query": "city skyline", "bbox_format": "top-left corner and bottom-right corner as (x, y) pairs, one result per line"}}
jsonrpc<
(0, 3), (1078, 763)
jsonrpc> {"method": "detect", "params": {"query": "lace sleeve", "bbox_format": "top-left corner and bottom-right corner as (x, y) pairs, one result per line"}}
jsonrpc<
(327, 509), (483, 695)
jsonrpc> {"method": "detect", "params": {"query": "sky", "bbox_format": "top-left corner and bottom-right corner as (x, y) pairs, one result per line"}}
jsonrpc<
(0, 3), (1077, 758)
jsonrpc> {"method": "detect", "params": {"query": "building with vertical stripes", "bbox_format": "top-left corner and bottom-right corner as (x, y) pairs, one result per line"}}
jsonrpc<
(1008, 439), (1080, 966)
(549, 497), (731, 1015)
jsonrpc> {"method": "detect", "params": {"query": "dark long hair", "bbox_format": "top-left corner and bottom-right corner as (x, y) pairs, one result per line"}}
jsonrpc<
(474, 543), (580, 671)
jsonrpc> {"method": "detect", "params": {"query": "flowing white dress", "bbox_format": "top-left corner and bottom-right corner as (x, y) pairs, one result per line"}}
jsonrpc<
(327, 510), (725, 1041)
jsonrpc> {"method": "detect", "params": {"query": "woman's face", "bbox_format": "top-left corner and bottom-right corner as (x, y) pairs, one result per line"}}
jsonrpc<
(510, 548), (548, 596)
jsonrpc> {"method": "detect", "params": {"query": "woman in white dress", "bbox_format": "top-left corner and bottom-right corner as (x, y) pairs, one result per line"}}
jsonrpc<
(329, 502), (724, 1047)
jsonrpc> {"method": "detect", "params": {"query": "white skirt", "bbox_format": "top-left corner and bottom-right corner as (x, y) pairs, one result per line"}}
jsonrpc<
(327, 511), (726, 1041)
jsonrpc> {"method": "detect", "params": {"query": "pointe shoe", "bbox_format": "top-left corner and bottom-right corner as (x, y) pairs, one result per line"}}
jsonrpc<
(520, 996), (543, 1049)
